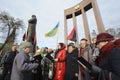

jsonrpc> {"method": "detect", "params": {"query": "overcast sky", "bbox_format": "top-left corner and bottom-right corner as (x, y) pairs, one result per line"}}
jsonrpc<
(0, 0), (120, 48)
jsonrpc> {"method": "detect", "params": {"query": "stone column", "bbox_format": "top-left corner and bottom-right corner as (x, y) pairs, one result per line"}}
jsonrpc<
(82, 8), (91, 43)
(64, 14), (68, 46)
(91, 0), (105, 33)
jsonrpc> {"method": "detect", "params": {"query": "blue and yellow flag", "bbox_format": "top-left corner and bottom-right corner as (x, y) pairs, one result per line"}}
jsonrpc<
(45, 22), (59, 37)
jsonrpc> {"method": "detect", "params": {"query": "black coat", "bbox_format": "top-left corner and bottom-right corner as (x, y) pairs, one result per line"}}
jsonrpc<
(32, 55), (43, 80)
(64, 48), (79, 80)
(0, 51), (18, 80)
(99, 47), (120, 80)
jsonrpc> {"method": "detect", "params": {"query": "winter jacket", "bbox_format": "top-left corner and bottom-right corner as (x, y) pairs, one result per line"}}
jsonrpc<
(79, 45), (93, 63)
(41, 54), (54, 80)
(64, 48), (79, 80)
(0, 50), (18, 80)
(96, 39), (120, 80)
(11, 51), (38, 80)
(53, 44), (67, 80)
(79, 45), (93, 80)
(1, 51), (18, 65)
(32, 54), (43, 80)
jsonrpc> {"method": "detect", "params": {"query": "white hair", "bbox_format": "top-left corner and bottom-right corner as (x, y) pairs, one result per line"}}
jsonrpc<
(18, 41), (33, 51)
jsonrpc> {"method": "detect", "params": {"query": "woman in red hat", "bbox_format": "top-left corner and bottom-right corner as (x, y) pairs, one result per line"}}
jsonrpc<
(91, 32), (120, 80)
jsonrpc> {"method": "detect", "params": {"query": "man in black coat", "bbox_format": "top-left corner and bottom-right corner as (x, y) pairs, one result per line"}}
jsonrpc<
(0, 45), (18, 80)
(64, 43), (79, 80)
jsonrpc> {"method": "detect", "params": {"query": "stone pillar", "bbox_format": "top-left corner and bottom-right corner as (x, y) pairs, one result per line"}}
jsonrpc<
(81, 8), (91, 43)
(91, 0), (105, 33)
(64, 0), (105, 45)
(64, 14), (68, 46)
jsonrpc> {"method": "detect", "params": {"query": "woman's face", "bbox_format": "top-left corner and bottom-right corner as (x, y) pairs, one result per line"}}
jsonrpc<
(57, 44), (61, 49)
(98, 41), (108, 49)
(68, 46), (74, 53)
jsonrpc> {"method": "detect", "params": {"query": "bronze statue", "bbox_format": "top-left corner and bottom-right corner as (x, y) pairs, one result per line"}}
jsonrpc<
(27, 15), (37, 53)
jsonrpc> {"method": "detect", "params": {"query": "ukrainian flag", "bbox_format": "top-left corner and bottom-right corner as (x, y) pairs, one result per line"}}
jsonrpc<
(45, 22), (59, 37)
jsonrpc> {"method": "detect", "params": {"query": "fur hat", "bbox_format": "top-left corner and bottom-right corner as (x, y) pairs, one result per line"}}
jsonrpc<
(96, 32), (114, 44)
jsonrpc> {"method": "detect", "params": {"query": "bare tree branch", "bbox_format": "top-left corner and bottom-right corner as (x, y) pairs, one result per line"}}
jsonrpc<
(0, 11), (25, 51)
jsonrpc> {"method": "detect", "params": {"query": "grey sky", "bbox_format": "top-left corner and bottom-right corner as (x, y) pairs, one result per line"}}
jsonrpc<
(0, 0), (120, 48)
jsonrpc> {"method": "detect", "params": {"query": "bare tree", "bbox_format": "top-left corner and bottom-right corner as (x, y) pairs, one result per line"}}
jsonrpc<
(0, 11), (24, 51)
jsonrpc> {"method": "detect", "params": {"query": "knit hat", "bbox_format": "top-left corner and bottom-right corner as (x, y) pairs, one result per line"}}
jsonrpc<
(96, 32), (114, 44)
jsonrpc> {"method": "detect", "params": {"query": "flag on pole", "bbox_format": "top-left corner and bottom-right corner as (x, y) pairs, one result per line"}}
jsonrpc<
(45, 22), (59, 37)
(23, 32), (27, 41)
(67, 26), (76, 42)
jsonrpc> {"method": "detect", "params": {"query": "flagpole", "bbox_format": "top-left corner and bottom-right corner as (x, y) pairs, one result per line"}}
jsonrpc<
(56, 28), (59, 49)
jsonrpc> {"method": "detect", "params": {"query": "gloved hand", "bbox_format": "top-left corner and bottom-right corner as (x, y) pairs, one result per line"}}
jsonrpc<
(92, 65), (102, 73)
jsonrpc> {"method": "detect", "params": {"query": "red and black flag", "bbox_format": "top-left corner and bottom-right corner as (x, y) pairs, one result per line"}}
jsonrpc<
(23, 32), (27, 41)
(67, 26), (77, 42)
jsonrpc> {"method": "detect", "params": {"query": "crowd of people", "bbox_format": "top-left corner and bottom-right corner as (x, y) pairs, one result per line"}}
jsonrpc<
(0, 32), (120, 80)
